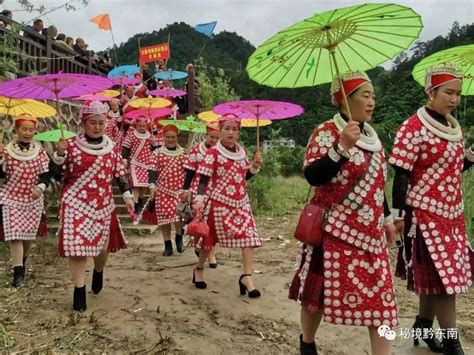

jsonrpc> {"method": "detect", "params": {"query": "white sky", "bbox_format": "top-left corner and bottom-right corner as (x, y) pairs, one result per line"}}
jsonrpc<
(3, 0), (473, 63)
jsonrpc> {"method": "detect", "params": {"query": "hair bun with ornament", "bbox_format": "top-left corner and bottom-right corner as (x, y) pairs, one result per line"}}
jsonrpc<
(80, 101), (108, 120)
(424, 64), (463, 93)
(218, 113), (241, 128)
(330, 70), (371, 105)
(14, 113), (38, 128)
(205, 121), (220, 133)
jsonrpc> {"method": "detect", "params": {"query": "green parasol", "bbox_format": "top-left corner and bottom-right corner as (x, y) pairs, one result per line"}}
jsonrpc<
(412, 44), (474, 96)
(246, 3), (422, 89)
(34, 123), (76, 142)
(160, 115), (206, 133)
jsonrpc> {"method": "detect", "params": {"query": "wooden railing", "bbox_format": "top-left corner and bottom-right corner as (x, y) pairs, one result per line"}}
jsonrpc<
(0, 15), (197, 115)
(0, 15), (107, 77)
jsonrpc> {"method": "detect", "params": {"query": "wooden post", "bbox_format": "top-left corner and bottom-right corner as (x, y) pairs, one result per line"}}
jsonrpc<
(187, 66), (195, 114)
(45, 34), (52, 74)
(87, 56), (93, 74)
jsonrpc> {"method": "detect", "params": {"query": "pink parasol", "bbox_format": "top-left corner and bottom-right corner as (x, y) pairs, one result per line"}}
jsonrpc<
(213, 99), (303, 152)
(125, 107), (172, 120)
(110, 77), (139, 86)
(0, 73), (112, 137)
(73, 94), (114, 102)
(149, 88), (187, 98)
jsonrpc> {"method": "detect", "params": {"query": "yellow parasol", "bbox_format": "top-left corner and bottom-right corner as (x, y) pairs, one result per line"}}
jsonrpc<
(129, 97), (171, 109)
(198, 110), (272, 128)
(0, 96), (57, 142)
(99, 89), (121, 97)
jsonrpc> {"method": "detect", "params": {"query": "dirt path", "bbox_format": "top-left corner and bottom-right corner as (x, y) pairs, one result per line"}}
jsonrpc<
(1, 216), (473, 354)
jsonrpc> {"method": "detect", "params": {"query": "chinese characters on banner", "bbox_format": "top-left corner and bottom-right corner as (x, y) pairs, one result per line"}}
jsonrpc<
(139, 43), (170, 63)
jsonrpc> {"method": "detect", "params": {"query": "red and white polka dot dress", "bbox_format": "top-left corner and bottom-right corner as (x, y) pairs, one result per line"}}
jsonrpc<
(106, 111), (125, 152)
(150, 146), (186, 225)
(184, 142), (211, 196)
(197, 142), (262, 249)
(57, 135), (127, 257)
(290, 119), (398, 328)
(122, 130), (154, 187)
(0, 141), (49, 241)
(389, 108), (472, 295)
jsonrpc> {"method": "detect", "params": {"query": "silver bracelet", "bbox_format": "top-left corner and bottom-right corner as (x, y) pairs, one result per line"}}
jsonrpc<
(466, 146), (474, 162)
(336, 144), (352, 159)
(390, 208), (405, 219)
(122, 190), (133, 202)
(36, 183), (46, 192)
(53, 151), (67, 164)
(249, 166), (260, 174)
(384, 214), (394, 226)
(328, 147), (342, 162)
(194, 194), (206, 204)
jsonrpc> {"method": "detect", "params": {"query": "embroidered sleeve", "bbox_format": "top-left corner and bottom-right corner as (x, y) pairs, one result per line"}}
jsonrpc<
(122, 133), (132, 149)
(39, 148), (50, 174)
(304, 122), (339, 168)
(184, 146), (199, 171)
(113, 151), (127, 179)
(389, 116), (422, 172)
(197, 149), (217, 177)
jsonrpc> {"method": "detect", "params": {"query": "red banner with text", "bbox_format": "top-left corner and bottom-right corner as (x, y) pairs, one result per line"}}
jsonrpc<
(139, 43), (170, 63)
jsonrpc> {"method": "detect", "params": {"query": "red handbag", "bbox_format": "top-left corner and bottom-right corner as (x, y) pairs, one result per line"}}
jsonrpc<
(294, 181), (358, 246)
(294, 202), (326, 246)
(187, 210), (210, 248)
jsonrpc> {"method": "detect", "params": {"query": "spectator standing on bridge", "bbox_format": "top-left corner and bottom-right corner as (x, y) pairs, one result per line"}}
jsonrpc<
(0, 10), (12, 29)
(23, 19), (43, 39)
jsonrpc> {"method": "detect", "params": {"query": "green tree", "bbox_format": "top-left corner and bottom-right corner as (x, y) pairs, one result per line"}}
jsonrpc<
(194, 58), (240, 111)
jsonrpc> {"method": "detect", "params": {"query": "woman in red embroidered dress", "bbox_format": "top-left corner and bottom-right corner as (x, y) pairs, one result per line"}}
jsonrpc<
(0, 115), (50, 287)
(181, 122), (220, 267)
(105, 98), (124, 150)
(390, 64), (472, 355)
(192, 115), (263, 296)
(122, 116), (156, 214)
(148, 124), (186, 256)
(54, 101), (135, 312)
(289, 71), (398, 355)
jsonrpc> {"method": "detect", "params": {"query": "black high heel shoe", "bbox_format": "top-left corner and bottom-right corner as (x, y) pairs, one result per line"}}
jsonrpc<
(442, 329), (464, 355)
(209, 257), (218, 269)
(73, 285), (87, 312)
(300, 334), (318, 355)
(412, 315), (443, 353)
(192, 266), (207, 289)
(11, 265), (25, 287)
(238, 274), (261, 298)
(91, 269), (103, 295)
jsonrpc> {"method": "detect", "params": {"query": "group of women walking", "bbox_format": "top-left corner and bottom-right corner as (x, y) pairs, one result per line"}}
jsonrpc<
(0, 63), (471, 355)
(291, 64), (472, 355)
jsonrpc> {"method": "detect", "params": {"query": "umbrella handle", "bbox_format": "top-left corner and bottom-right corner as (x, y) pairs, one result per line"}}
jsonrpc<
(329, 47), (353, 122)
(256, 116), (260, 154)
(54, 88), (65, 140)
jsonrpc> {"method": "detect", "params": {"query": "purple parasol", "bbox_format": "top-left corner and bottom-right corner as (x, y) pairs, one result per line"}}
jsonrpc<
(125, 107), (173, 120)
(0, 73), (113, 137)
(0, 73), (112, 100)
(213, 99), (303, 152)
(149, 88), (187, 98)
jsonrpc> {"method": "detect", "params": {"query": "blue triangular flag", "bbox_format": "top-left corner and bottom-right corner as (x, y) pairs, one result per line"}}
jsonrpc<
(194, 21), (217, 38)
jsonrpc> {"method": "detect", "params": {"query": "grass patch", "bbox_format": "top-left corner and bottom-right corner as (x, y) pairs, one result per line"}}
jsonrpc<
(463, 169), (474, 243)
(249, 175), (308, 217)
